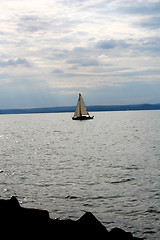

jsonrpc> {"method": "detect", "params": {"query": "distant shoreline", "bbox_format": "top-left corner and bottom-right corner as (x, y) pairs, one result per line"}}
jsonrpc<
(0, 103), (160, 115)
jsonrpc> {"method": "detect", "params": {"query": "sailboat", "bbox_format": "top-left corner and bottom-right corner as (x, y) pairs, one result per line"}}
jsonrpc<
(72, 93), (94, 120)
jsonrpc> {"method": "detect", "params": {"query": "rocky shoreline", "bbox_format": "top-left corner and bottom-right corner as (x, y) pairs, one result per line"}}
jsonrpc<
(0, 196), (143, 239)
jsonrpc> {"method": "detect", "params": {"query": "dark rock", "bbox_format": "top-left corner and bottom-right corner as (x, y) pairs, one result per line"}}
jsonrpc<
(77, 212), (108, 238)
(110, 228), (134, 239)
(0, 196), (143, 239)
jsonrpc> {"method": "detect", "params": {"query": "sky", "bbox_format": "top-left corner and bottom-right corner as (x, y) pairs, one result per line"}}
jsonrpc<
(0, 0), (160, 108)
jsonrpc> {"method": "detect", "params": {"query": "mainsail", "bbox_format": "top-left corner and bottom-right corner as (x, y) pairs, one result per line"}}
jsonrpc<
(72, 93), (94, 120)
(74, 93), (89, 117)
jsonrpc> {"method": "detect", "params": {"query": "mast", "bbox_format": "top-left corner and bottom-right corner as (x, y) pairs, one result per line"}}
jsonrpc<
(79, 93), (82, 117)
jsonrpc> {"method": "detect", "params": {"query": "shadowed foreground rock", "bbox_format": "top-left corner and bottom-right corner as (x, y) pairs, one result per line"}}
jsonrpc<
(0, 196), (143, 239)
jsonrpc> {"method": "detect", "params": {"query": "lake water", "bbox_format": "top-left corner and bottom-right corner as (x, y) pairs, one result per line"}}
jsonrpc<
(0, 111), (160, 239)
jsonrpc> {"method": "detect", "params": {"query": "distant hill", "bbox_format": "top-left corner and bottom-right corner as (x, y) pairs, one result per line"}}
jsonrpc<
(0, 103), (160, 115)
(88, 103), (160, 112)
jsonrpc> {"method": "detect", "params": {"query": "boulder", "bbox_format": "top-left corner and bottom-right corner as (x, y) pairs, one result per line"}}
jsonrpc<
(0, 196), (143, 239)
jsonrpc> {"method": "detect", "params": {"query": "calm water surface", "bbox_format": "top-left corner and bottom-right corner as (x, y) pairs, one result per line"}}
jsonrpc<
(0, 111), (160, 239)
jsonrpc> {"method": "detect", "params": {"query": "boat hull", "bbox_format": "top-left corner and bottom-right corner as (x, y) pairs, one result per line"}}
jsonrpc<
(72, 115), (94, 120)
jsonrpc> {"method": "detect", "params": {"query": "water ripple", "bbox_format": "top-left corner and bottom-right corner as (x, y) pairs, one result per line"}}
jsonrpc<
(0, 111), (160, 239)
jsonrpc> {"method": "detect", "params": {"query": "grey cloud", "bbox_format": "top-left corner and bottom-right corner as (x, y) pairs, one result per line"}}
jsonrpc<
(69, 47), (94, 62)
(67, 57), (100, 67)
(49, 49), (70, 60)
(96, 37), (160, 56)
(114, 69), (160, 78)
(18, 15), (51, 33)
(48, 35), (159, 72)
(65, 40), (130, 67)
(58, 0), (105, 9)
(96, 39), (129, 49)
(137, 17), (160, 30)
(73, 47), (90, 53)
(17, 13), (82, 35)
(51, 70), (103, 78)
(52, 69), (64, 74)
(0, 58), (32, 68)
(49, 46), (95, 66)
(135, 37), (160, 54)
(120, 1), (160, 15)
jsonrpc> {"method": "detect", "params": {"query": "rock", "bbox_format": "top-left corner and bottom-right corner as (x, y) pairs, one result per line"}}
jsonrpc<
(0, 196), (143, 239)
(77, 212), (108, 238)
(0, 196), (50, 238)
(109, 228), (134, 239)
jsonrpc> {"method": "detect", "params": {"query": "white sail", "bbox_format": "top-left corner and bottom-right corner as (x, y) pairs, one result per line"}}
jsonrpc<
(74, 98), (81, 117)
(80, 94), (89, 115)
(74, 93), (89, 117)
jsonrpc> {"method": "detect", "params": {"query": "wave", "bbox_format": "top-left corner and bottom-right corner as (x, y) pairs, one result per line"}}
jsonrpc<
(145, 208), (160, 214)
(111, 178), (135, 184)
(65, 195), (78, 199)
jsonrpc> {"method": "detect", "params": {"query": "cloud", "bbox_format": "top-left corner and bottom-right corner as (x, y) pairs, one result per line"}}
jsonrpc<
(0, 58), (32, 68)
(66, 58), (100, 67)
(115, 1), (160, 33)
(17, 15), (51, 33)
(51, 39), (130, 69)
(137, 17), (160, 29)
(119, 1), (160, 15)
(52, 69), (64, 74)
(0, 0), (160, 108)
(96, 39), (129, 49)
(113, 68), (160, 78)
(133, 37), (160, 55)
